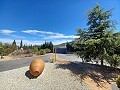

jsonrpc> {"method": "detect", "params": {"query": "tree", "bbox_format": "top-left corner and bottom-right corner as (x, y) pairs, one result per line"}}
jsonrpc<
(49, 42), (53, 52)
(23, 44), (27, 50)
(75, 4), (116, 66)
(103, 34), (120, 67)
(41, 41), (53, 52)
(2, 43), (14, 55)
(12, 40), (17, 51)
(87, 4), (114, 39)
(33, 46), (39, 53)
(12, 40), (16, 45)
(20, 40), (23, 48)
(0, 43), (4, 55)
(66, 42), (74, 52)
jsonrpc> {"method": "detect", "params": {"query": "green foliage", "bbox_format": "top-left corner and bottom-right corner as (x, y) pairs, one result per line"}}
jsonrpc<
(41, 41), (53, 52)
(39, 49), (46, 55)
(54, 41), (75, 48)
(2, 43), (14, 55)
(87, 4), (114, 38)
(74, 4), (120, 67)
(20, 40), (23, 48)
(103, 54), (120, 68)
(0, 44), (4, 54)
(44, 48), (51, 53)
(0, 40), (18, 55)
(66, 42), (74, 52)
(12, 40), (17, 51)
(35, 49), (50, 55)
(31, 42), (53, 55)
(33, 47), (39, 53)
(116, 76), (120, 88)
(0, 40), (53, 56)
(36, 49), (46, 55)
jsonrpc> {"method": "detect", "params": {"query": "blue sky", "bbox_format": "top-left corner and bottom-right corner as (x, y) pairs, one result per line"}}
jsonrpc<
(0, 0), (120, 45)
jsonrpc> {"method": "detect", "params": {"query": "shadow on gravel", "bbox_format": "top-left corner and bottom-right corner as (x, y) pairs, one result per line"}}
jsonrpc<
(25, 70), (38, 79)
(56, 61), (120, 88)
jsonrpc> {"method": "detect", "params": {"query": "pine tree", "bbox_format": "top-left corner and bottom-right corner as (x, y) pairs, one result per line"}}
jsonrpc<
(12, 40), (16, 45)
(87, 4), (114, 65)
(49, 42), (53, 52)
(87, 4), (114, 39)
(12, 40), (17, 51)
(0, 43), (4, 54)
(75, 4), (115, 65)
(20, 40), (23, 48)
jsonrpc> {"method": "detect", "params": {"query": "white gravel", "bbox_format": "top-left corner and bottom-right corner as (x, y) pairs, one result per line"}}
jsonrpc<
(0, 63), (91, 90)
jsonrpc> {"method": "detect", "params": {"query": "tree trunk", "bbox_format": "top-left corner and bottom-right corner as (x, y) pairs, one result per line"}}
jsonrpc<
(101, 59), (103, 65)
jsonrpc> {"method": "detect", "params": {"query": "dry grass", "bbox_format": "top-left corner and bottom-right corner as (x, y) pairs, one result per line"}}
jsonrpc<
(0, 56), (14, 61)
(50, 54), (69, 64)
(0, 54), (34, 61)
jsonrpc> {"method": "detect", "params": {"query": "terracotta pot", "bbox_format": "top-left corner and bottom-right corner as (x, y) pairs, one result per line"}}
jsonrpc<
(29, 58), (45, 77)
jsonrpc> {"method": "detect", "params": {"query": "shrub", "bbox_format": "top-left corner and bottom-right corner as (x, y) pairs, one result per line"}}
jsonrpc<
(105, 54), (120, 68)
(116, 76), (120, 88)
(39, 49), (46, 55)
(44, 48), (51, 53)
(36, 51), (40, 55)
(35, 49), (46, 55)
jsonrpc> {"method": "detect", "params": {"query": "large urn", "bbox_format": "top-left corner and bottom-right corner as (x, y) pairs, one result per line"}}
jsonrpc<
(29, 58), (45, 77)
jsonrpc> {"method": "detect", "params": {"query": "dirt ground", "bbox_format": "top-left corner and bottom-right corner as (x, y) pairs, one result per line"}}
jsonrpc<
(84, 76), (114, 90)
(55, 54), (119, 90)
(0, 56), (15, 61)
(0, 54), (35, 61)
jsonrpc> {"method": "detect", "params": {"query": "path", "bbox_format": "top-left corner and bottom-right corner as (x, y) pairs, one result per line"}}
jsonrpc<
(57, 54), (82, 62)
(0, 54), (51, 72)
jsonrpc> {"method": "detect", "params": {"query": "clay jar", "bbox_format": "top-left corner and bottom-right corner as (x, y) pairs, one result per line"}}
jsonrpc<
(29, 58), (45, 77)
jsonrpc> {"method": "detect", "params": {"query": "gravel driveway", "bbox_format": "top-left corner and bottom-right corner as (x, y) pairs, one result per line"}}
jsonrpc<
(57, 54), (82, 62)
(0, 63), (91, 90)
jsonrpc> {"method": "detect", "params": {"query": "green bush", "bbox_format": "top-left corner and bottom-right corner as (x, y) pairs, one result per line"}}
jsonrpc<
(116, 76), (120, 88)
(44, 48), (51, 53)
(35, 49), (46, 55)
(36, 51), (40, 55)
(104, 54), (120, 68)
(39, 49), (46, 55)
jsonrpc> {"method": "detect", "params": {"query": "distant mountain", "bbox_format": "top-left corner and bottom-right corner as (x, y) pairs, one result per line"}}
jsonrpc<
(54, 41), (74, 48)
(113, 32), (120, 36)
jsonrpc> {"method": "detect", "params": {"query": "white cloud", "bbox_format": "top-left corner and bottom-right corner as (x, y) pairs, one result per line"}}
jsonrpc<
(22, 30), (41, 34)
(0, 29), (78, 45)
(52, 39), (73, 45)
(22, 29), (79, 39)
(0, 29), (15, 35)
(44, 34), (79, 39)
(0, 38), (14, 44)
(0, 29), (24, 39)
(22, 40), (44, 45)
(22, 30), (56, 35)
(22, 30), (66, 35)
